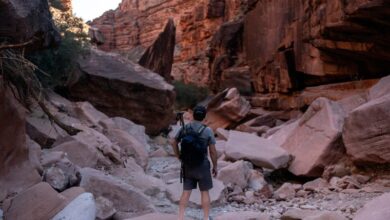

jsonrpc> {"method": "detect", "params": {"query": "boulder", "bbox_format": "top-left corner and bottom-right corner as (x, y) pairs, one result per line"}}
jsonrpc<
(26, 112), (67, 148)
(95, 196), (116, 220)
(204, 88), (251, 130)
(248, 170), (267, 191)
(80, 168), (155, 214)
(282, 98), (346, 177)
(343, 94), (390, 164)
(268, 120), (299, 146)
(0, 0), (60, 49)
(274, 183), (297, 200)
(3, 182), (67, 220)
(67, 49), (175, 135)
(225, 130), (291, 169)
(52, 193), (96, 220)
(101, 117), (150, 150)
(139, 18), (176, 82)
(215, 211), (270, 220)
(354, 193), (390, 220)
(43, 167), (68, 192)
(72, 101), (109, 130)
(104, 128), (148, 168)
(303, 178), (329, 192)
(61, 187), (86, 202)
(0, 84), (41, 201)
(368, 75), (390, 100)
(217, 160), (251, 189)
(215, 140), (226, 158)
(216, 128), (230, 140)
(167, 179), (225, 206)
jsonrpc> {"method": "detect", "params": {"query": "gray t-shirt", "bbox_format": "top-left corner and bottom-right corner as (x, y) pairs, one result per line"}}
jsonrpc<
(175, 120), (216, 147)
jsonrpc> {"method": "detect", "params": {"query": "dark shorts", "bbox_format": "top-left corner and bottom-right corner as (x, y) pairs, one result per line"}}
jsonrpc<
(183, 160), (213, 191)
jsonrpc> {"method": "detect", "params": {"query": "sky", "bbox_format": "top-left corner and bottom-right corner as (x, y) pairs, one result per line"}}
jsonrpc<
(72, 0), (122, 22)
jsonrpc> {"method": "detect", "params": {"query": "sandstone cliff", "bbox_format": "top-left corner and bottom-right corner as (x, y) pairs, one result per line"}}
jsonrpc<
(90, 0), (257, 85)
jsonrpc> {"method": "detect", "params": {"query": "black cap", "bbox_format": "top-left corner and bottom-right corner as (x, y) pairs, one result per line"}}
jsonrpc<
(193, 105), (207, 121)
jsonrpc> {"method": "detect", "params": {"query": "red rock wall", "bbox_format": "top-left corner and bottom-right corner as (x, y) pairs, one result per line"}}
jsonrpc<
(245, 0), (390, 94)
(90, 0), (252, 85)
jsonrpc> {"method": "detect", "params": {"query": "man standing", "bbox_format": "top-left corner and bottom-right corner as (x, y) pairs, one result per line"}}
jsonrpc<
(172, 105), (218, 220)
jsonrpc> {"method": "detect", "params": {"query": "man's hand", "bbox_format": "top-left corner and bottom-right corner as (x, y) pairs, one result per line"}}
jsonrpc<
(212, 168), (218, 177)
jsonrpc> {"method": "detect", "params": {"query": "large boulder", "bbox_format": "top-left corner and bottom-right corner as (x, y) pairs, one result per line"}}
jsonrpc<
(204, 88), (251, 130)
(217, 160), (251, 189)
(0, 0), (60, 49)
(67, 49), (175, 135)
(0, 84), (41, 201)
(3, 182), (67, 220)
(368, 75), (390, 100)
(52, 193), (96, 220)
(139, 18), (176, 82)
(225, 130), (291, 169)
(343, 94), (390, 164)
(354, 193), (390, 220)
(282, 98), (346, 177)
(79, 168), (155, 215)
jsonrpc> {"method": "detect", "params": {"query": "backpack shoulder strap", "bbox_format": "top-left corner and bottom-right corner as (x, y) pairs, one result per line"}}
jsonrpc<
(197, 124), (207, 135)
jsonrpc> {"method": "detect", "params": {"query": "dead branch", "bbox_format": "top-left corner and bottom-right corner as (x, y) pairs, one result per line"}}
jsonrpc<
(0, 39), (35, 50)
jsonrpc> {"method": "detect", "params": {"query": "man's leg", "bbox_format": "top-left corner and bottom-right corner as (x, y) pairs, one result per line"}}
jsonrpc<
(178, 190), (192, 220)
(200, 190), (210, 220)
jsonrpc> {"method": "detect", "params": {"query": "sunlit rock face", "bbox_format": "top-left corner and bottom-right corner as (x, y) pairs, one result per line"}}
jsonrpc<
(90, 0), (255, 85)
(244, 0), (390, 94)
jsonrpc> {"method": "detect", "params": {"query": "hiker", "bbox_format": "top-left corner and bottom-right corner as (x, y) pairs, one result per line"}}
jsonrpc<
(172, 105), (218, 220)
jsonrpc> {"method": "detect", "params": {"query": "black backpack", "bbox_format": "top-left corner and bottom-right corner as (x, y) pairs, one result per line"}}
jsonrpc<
(180, 125), (207, 167)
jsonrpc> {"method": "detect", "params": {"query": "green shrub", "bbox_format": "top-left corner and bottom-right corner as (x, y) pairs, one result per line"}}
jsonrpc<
(27, 8), (89, 88)
(173, 81), (210, 110)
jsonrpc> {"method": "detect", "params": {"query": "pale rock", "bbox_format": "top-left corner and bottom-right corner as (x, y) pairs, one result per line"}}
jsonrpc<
(43, 167), (68, 192)
(215, 211), (270, 220)
(167, 179), (225, 206)
(337, 93), (368, 113)
(248, 170), (267, 191)
(368, 75), (390, 100)
(96, 196), (116, 220)
(73, 102), (109, 130)
(205, 88), (251, 130)
(303, 178), (330, 192)
(225, 130), (291, 169)
(4, 182), (67, 220)
(343, 94), (390, 164)
(51, 193), (96, 220)
(217, 160), (251, 189)
(304, 212), (347, 220)
(268, 120), (299, 146)
(216, 140), (227, 158)
(150, 148), (169, 157)
(104, 128), (148, 168)
(80, 168), (155, 214)
(274, 183), (296, 200)
(282, 98), (346, 177)
(353, 193), (390, 220)
(216, 128), (230, 140)
(282, 209), (346, 220)
(217, 160), (233, 171)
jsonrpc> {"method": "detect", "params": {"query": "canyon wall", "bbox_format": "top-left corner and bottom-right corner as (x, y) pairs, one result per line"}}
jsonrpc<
(90, 0), (257, 85)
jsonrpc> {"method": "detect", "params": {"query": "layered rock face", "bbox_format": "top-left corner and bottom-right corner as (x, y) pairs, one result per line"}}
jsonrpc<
(0, 0), (60, 49)
(67, 49), (175, 135)
(90, 0), (255, 85)
(244, 0), (390, 94)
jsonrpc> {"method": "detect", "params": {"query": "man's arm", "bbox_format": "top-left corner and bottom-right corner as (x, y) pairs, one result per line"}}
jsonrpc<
(209, 144), (218, 176)
(171, 139), (180, 159)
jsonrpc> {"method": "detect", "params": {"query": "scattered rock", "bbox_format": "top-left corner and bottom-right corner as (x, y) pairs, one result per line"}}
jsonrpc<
(303, 178), (330, 192)
(126, 213), (193, 220)
(225, 130), (291, 169)
(52, 193), (96, 220)
(274, 183), (297, 200)
(73, 101), (109, 130)
(217, 160), (251, 189)
(215, 211), (270, 220)
(248, 169), (267, 191)
(96, 196), (116, 220)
